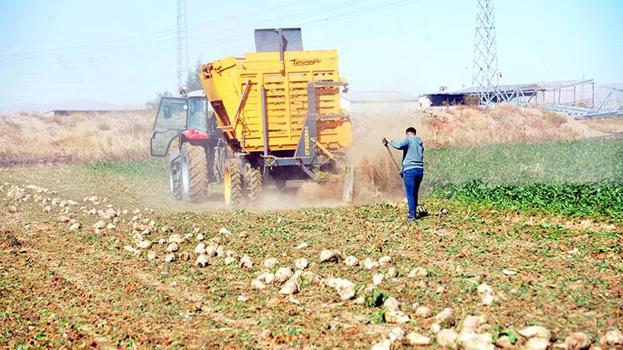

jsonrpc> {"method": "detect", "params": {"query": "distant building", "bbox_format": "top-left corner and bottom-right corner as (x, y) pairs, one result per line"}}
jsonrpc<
(424, 80), (596, 107)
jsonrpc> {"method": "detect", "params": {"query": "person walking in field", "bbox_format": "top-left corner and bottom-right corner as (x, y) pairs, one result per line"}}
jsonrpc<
(383, 127), (424, 221)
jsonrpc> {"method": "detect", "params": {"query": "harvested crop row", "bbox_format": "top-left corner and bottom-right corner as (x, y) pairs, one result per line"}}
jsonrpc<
(1, 173), (621, 348)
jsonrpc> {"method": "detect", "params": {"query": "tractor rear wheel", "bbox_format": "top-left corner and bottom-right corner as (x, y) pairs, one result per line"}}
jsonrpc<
(223, 159), (242, 208)
(180, 143), (208, 202)
(244, 166), (263, 205)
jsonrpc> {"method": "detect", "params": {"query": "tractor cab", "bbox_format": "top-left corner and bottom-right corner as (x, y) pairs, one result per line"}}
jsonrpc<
(150, 90), (217, 157)
(150, 90), (226, 201)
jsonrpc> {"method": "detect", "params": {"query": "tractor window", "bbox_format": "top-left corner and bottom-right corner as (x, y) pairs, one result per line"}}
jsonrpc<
(150, 98), (187, 157)
(188, 97), (209, 132)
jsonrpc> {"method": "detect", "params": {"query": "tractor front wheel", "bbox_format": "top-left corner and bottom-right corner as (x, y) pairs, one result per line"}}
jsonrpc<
(223, 159), (242, 208)
(180, 143), (208, 202)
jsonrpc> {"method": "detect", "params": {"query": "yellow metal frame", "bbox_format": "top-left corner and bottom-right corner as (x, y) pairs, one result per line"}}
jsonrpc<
(200, 49), (352, 153)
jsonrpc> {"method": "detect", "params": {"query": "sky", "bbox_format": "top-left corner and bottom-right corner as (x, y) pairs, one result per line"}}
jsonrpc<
(0, 0), (621, 111)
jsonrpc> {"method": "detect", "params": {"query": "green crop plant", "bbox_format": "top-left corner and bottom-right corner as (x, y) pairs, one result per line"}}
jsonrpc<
(434, 180), (623, 218)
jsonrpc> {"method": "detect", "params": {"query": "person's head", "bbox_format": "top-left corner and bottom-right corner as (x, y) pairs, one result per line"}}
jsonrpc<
(405, 127), (417, 137)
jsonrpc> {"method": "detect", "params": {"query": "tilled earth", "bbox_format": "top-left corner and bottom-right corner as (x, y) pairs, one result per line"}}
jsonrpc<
(0, 165), (622, 349)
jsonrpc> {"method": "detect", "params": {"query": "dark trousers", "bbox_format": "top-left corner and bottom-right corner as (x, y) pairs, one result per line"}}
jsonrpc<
(403, 168), (423, 219)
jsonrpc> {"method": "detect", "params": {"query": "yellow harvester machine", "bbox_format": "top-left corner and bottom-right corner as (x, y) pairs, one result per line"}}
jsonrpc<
(150, 28), (353, 206)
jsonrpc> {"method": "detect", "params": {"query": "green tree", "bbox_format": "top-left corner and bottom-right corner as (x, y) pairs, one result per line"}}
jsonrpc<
(185, 59), (203, 92)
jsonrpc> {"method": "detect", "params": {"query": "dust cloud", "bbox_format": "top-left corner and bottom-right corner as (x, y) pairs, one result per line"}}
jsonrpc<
(345, 110), (423, 202)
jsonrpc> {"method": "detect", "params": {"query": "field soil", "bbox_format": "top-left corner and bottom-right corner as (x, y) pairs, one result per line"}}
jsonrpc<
(1, 106), (622, 348)
(0, 159), (621, 349)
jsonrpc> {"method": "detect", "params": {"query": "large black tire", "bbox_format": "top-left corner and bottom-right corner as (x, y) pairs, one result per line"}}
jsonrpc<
(180, 143), (208, 202)
(245, 166), (263, 205)
(223, 158), (242, 208)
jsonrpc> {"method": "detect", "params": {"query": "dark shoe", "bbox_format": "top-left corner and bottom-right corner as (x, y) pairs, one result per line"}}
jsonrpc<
(416, 205), (428, 218)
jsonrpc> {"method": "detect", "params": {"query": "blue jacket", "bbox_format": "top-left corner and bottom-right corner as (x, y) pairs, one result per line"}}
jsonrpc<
(389, 136), (424, 172)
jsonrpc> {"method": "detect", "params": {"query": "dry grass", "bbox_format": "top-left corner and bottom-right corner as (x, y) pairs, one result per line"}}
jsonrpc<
(351, 105), (606, 152)
(0, 105), (613, 168)
(0, 111), (153, 164)
(579, 117), (623, 135)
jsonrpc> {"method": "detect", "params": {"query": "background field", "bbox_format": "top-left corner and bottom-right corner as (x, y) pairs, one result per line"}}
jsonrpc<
(60, 137), (623, 218)
(1, 106), (622, 349)
(1, 105), (618, 165)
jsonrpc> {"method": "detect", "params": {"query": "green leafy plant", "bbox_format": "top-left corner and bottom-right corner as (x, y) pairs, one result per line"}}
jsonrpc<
(365, 289), (389, 308)
(434, 180), (623, 218)
(492, 325), (519, 344)
(370, 308), (386, 324)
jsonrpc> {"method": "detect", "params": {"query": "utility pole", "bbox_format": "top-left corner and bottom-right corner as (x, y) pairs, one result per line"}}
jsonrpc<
(176, 0), (189, 88)
(472, 0), (501, 105)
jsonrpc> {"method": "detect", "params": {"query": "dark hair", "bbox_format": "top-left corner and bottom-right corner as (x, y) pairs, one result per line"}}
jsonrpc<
(406, 127), (417, 135)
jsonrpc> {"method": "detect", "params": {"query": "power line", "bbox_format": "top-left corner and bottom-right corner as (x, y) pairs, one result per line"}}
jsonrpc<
(0, 49), (177, 80)
(0, 0), (365, 66)
(0, 0), (316, 60)
(0, 0), (420, 80)
(300, 0), (414, 25)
